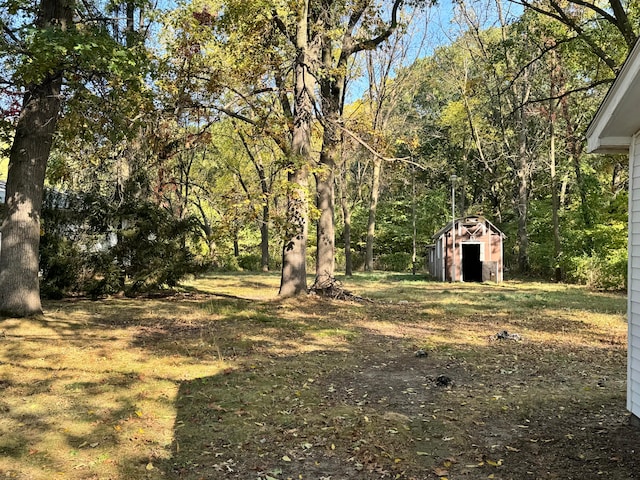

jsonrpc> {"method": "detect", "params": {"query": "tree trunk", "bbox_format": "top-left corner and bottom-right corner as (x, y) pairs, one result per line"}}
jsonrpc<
(0, 0), (73, 317)
(516, 134), (529, 274)
(550, 118), (562, 282)
(365, 157), (382, 272)
(279, 0), (313, 296)
(560, 98), (590, 227)
(279, 166), (309, 296)
(411, 169), (417, 275)
(315, 147), (335, 284)
(341, 190), (352, 276)
(125, 1), (135, 47)
(511, 66), (531, 275)
(260, 203), (270, 272)
(257, 163), (270, 272)
(239, 130), (271, 272)
(512, 85), (530, 274)
(315, 70), (342, 284)
(549, 68), (562, 282)
(516, 148), (529, 274)
(233, 230), (240, 257)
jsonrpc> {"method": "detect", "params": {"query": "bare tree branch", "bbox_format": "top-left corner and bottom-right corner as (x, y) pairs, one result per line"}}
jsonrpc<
(348, 0), (404, 55)
(336, 123), (429, 170)
(513, 77), (613, 115)
(510, 0), (627, 71)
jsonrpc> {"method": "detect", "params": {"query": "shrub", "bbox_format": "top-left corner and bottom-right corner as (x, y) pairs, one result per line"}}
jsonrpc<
(40, 192), (201, 296)
(215, 254), (241, 272)
(375, 252), (413, 272)
(563, 250), (627, 291)
(237, 253), (262, 271)
(39, 234), (84, 299)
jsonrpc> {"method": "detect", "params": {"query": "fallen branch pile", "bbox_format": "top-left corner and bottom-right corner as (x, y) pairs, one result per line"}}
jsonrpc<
(309, 277), (371, 302)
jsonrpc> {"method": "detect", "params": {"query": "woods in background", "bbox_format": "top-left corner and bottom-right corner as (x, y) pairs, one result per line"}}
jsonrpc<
(0, 0), (636, 314)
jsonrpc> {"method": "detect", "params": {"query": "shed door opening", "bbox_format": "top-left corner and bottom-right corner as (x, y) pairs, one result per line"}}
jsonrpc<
(462, 243), (483, 282)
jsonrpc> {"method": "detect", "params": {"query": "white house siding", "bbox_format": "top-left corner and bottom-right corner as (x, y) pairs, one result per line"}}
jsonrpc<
(629, 133), (640, 419)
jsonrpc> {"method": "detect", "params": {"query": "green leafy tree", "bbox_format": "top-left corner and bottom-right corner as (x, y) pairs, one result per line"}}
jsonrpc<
(0, 0), (75, 316)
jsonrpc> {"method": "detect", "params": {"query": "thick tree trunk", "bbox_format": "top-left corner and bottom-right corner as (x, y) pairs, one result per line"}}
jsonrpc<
(315, 149), (335, 284)
(315, 91), (341, 285)
(279, 0), (313, 296)
(365, 158), (382, 272)
(0, 0), (72, 317)
(279, 166), (309, 296)
(0, 83), (59, 315)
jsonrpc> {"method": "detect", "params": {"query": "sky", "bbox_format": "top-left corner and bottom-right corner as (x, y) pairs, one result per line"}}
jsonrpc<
(344, 0), (524, 103)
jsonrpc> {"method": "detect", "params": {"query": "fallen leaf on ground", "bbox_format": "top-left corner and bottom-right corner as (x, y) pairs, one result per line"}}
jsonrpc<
(433, 467), (449, 476)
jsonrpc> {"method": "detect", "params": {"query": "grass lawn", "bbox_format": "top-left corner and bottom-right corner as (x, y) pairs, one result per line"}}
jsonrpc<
(0, 273), (637, 479)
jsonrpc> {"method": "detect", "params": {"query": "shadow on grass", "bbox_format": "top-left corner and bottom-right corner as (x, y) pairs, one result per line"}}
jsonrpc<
(160, 330), (640, 480)
(0, 277), (631, 479)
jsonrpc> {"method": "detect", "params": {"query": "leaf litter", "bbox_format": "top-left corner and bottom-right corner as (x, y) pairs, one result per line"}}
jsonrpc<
(0, 274), (638, 479)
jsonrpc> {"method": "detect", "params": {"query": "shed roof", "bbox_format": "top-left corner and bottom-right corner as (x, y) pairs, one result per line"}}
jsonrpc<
(432, 215), (505, 240)
(587, 38), (640, 154)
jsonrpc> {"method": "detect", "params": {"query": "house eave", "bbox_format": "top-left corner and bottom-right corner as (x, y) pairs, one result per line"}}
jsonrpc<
(587, 38), (640, 154)
(587, 136), (632, 154)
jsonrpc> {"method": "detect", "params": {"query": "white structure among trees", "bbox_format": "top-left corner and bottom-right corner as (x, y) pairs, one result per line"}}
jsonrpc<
(587, 38), (640, 425)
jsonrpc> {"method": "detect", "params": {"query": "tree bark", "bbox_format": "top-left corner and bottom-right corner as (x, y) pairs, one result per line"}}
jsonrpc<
(315, 144), (336, 284)
(549, 57), (562, 282)
(411, 168), (417, 275)
(279, 166), (309, 296)
(315, 49), (342, 284)
(365, 158), (382, 271)
(279, 0), (313, 296)
(516, 126), (530, 274)
(260, 202), (270, 272)
(238, 130), (271, 272)
(550, 110), (562, 282)
(0, 0), (73, 317)
(560, 98), (590, 228)
(341, 189), (353, 276)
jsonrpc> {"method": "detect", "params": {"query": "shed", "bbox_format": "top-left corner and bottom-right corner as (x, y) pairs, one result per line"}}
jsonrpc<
(427, 215), (505, 283)
(586, 38), (640, 425)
